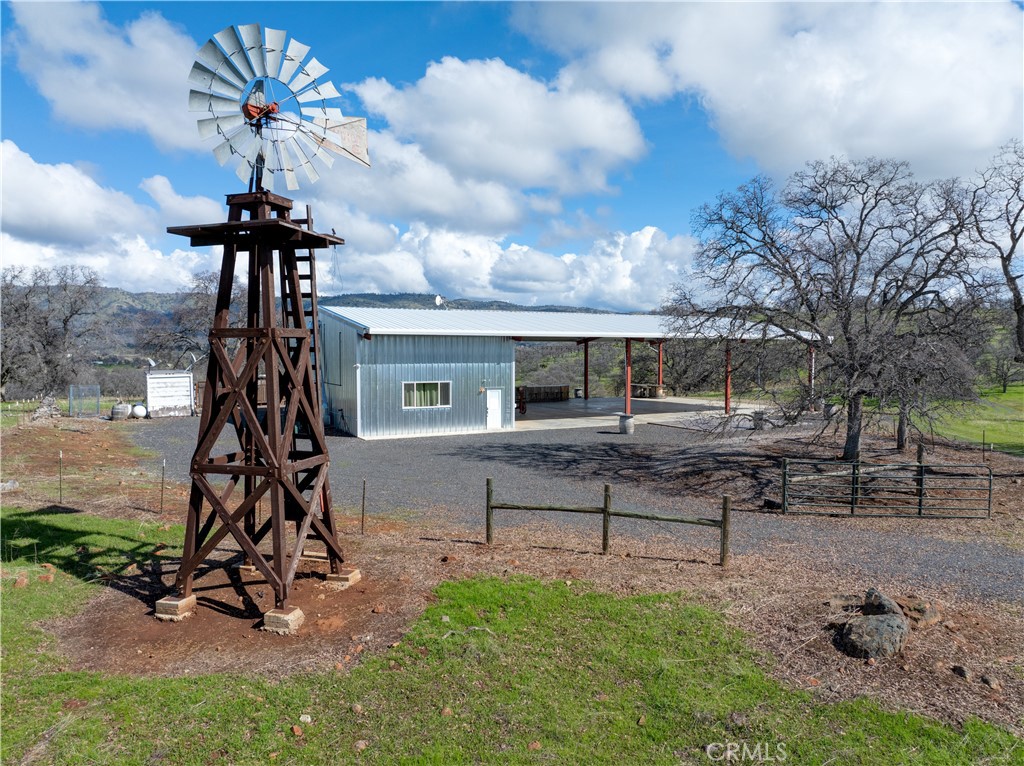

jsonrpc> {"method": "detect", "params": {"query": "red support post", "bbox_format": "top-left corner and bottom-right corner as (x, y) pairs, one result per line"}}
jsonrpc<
(724, 344), (732, 415)
(625, 339), (633, 415)
(657, 342), (664, 387)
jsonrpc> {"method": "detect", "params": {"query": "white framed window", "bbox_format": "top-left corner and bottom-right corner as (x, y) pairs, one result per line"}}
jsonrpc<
(403, 381), (452, 408)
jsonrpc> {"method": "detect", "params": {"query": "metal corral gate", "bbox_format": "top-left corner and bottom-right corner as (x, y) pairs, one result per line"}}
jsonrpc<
(782, 456), (992, 518)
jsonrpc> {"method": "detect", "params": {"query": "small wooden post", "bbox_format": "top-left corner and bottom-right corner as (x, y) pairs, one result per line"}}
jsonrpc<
(781, 458), (789, 514)
(916, 443), (926, 516)
(486, 477), (494, 545)
(361, 479), (367, 534)
(850, 461), (860, 514)
(719, 495), (731, 567)
(602, 483), (611, 554)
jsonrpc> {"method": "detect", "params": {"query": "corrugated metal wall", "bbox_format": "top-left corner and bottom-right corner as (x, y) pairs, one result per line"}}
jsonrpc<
(319, 314), (514, 438)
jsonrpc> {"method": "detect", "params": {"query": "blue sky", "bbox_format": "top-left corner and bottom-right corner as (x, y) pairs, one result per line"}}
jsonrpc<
(2, 2), (1021, 311)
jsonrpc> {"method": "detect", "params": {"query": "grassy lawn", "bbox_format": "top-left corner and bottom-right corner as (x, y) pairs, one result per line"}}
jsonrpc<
(933, 385), (1024, 456)
(2, 505), (1021, 765)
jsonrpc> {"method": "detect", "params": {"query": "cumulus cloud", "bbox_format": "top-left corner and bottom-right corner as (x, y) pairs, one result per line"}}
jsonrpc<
(1, 140), (157, 245)
(310, 131), (526, 234)
(353, 56), (646, 195)
(1, 142), (220, 291)
(321, 220), (692, 312)
(8, 2), (201, 151)
(139, 175), (224, 224)
(516, 2), (1023, 178)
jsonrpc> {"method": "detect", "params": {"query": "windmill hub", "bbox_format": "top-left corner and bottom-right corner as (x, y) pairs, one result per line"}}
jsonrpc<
(189, 23), (370, 193)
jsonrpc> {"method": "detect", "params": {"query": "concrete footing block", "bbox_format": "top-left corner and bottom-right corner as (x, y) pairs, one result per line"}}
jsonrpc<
(262, 606), (305, 635)
(154, 595), (197, 622)
(325, 567), (362, 589)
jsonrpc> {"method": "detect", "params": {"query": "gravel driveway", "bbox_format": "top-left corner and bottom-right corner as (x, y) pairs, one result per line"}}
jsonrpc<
(129, 416), (1024, 605)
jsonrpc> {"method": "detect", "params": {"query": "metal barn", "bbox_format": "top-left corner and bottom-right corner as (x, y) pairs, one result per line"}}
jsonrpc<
(317, 307), (671, 439)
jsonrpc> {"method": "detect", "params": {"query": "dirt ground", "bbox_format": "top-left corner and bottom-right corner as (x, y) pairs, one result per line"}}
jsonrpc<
(2, 417), (1022, 737)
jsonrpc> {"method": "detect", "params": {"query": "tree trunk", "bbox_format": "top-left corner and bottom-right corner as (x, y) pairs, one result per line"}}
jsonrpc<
(896, 403), (909, 451)
(842, 394), (863, 461)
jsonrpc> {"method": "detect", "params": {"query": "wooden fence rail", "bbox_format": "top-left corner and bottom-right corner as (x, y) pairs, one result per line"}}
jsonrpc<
(485, 478), (731, 566)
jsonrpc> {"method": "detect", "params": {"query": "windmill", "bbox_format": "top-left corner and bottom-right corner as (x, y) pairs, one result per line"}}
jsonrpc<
(156, 24), (368, 633)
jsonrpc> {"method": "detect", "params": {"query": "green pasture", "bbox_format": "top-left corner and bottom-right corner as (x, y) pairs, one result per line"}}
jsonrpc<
(2, 505), (1020, 765)
(932, 385), (1024, 456)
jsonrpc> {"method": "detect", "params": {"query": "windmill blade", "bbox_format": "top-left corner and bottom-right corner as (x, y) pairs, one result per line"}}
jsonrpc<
(188, 62), (245, 100)
(261, 166), (276, 193)
(194, 40), (247, 89)
(197, 113), (246, 140)
(295, 128), (335, 169)
(272, 139), (300, 190)
(214, 129), (258, 167)
(295, 80), (341, 102)
(233, 137), (264, 183)
(189, 89), (242, 114)
(213, 129), (256, 167)
(284, 136), (320, 184)
(238, 23), (267, 78)
(265, 28), (287, 79)
(214, 25), (256, 83)
(287, 57), (329, 93)
(278, 38), (311, 85)
(301, 106), (345, 123)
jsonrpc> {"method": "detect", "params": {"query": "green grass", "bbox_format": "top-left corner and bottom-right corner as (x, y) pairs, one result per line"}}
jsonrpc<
(932, 385), (1024, 456)
(2, 505), (1021, 765)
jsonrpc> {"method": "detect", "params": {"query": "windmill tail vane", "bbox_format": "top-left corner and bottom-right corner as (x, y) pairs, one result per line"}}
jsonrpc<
(188, 22), (370, 193)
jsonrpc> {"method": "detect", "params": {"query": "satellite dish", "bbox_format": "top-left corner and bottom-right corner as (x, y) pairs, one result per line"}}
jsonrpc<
(435, 295), (448, 310)
(188, 23), (370, 192)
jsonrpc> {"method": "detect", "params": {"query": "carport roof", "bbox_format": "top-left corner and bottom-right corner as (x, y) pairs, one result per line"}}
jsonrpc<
(319, 306), (673, 341)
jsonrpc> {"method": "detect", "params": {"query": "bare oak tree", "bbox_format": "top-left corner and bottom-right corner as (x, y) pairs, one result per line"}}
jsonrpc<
(967, 139), (1024, 361)
(137, 270), (243, 372)
(1, 265), (103, 399)
(676, 157), (985, 460)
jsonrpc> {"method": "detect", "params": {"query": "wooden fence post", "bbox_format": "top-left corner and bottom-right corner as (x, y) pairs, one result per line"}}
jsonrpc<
(720, 495), (731, 567)
(486, 477), (494, 545)
(916, 443), (926, 516)
(781, 458), (789, 514)
(850, 462), (860, 515)
(602, 484), (611, 554)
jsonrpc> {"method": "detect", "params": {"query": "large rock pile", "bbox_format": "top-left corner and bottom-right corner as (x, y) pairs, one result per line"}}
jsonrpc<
(30, 396), (62, 421)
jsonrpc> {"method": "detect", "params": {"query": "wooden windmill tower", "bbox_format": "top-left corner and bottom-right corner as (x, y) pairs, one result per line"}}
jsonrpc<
(156, 23), (369, 632)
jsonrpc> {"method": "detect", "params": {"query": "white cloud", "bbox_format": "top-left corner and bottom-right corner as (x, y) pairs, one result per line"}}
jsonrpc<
(353, 56), (646, 195)
(322, 219), (692, 311)
(311, 131), (525, 234)
(1, 140), (157, 245)
(139, 176), (224, 224)
(8, 2), (201, 152)
(1, 142), (220, 291)
(516, 2), (1023, 178)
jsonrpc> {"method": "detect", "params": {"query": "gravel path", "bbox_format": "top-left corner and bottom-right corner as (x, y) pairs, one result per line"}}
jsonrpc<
(129, 417), (1024, 605)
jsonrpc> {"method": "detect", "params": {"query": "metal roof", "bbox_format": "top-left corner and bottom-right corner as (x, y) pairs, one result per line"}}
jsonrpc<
(319, 307), (673, 341)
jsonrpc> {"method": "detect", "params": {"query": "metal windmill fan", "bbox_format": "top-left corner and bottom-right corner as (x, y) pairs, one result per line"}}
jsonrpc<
(188, 23), (370, 192)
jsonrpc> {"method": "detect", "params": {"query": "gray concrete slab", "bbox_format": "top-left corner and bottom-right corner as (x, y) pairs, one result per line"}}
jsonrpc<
(512, 395), (764, 432)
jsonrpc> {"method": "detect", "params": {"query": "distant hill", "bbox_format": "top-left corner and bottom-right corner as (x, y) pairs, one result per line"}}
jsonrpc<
(318, 292), (612, 313)
(87, 287), (624, 359)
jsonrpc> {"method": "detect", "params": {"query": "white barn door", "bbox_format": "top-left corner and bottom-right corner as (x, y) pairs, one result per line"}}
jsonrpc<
(486, 389), (502, 429)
